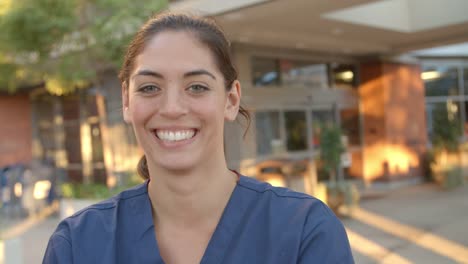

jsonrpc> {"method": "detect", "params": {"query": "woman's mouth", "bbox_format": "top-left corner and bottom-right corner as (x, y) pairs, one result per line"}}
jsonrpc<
(155, 129), (197, 142)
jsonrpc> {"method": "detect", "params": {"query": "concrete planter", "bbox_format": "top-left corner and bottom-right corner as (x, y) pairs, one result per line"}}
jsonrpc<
(59, 198), (99, 220)
(325, 180), (360, 217)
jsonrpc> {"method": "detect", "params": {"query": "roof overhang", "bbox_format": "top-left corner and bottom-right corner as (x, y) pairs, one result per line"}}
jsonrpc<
(170, 0), (468, 57)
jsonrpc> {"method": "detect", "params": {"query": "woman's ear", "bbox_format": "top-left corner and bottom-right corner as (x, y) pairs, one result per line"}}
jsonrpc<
(122, 83), (132, 124)
(224, 80), (241, 121)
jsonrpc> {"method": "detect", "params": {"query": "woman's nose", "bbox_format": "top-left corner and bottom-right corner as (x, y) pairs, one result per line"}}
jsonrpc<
(159, 88), (188, 118)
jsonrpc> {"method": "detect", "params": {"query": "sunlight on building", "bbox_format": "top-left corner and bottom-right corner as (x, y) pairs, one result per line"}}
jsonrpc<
(350, 207), (468, 263)
(346, 228), (413, 264)
(362, 143), (420, 181)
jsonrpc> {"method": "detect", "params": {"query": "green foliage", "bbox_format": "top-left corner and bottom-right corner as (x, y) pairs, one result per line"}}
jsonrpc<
(319, 124), (345, 179)
(0, 0), (168, 93)
(61, 173), (144, 199)
(432, 103), (462, 152)
(0, 0), (77, 55)
(90, 0), (168, 68)
(0, 63), (17, 92)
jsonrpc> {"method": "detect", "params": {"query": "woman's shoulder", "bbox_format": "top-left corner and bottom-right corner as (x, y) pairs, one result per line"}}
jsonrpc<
(54, 181), (149, 235)
(236, 175), (339, 228)
(234, 175), (353, 262)
(44, 182), (153, 263)
(237, 175), (328, 209)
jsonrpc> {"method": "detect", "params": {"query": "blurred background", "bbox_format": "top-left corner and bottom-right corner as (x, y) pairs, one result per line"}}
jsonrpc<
(1, 0), (468, 263)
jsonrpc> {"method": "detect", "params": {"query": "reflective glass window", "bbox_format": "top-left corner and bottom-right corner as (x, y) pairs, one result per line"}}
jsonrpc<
(423, 66), (459, 96)
(279, 59), (328, 89)
(340, 108), (361, 146)
(255, 111), (281, 155)
(285, 111), (308, 151)
(252, 57), (280, 87)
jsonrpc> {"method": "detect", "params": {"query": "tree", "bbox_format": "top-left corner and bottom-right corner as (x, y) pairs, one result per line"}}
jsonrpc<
(318, 124), (345, 184)
(0, 0), (168, 94)
(432, 102), (462, 152)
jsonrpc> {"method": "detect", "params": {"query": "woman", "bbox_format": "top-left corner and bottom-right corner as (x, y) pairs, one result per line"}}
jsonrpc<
(43, 13), (354, 264)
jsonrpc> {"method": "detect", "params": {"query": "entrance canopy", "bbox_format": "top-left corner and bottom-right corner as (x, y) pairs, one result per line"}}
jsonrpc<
(170, 0), (468, 56)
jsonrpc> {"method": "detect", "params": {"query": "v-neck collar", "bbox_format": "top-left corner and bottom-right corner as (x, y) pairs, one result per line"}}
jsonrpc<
(137, 176), (249, 264)
(199, 177), (248, 263)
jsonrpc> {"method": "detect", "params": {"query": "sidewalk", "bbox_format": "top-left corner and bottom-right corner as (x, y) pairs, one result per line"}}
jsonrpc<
(343, 183), (468, 263)
(1, 183), (468, 263)
(0, 203), (59, 264)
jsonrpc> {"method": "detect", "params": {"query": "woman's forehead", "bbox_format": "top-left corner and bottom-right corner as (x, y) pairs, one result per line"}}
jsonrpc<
(135, 31), (218, 71)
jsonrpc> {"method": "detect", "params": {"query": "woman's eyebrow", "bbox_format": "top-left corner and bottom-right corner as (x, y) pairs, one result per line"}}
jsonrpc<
(131, 69), (216, 80)
(184, 69), (216, 80)
(132, 69), (164, 80)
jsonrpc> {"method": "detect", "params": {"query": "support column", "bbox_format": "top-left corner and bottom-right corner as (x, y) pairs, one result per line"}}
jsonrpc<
(359, 61), (428, 183)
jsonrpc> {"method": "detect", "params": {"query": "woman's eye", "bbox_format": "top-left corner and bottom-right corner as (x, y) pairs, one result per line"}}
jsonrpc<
(187, 84), (209, 93)
(138, 85), (160, 93)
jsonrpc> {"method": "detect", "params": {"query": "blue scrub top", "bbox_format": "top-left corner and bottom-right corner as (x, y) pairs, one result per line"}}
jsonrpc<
(43, 176), (354, 263)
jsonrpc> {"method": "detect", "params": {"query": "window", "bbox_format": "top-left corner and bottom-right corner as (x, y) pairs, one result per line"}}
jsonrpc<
(464, 67), (468, 95)
(340, 108), (361, 146)
(423, 66), (459, 96)
(252, 57), (280, 87)
(285, 111), (307, 151)
(252, 57), (356, 89)
(255, 111), (281, 155)
(279, 60), (328, 89)
(426, 101), (462, 142)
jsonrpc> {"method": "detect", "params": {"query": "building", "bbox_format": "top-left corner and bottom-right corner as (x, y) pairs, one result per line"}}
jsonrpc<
(2, 0), (468, 188)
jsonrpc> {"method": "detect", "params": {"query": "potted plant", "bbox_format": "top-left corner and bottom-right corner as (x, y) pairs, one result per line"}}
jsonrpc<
(318, 124), (359, 215)
(430, 103), (465, 189)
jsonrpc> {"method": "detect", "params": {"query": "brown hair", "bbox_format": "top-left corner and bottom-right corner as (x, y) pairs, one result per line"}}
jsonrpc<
(119, 13), (250, 179)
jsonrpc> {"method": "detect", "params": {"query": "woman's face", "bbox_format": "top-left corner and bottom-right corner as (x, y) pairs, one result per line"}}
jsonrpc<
(123, 31), (240, 173)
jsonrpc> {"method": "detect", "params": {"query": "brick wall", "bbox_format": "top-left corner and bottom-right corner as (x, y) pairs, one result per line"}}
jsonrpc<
(0, 94), (32, 167)
(359, 61), (427, 182)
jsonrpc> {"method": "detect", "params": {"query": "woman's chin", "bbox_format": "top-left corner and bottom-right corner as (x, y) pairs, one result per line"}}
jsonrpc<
(155, 158), (198, 175)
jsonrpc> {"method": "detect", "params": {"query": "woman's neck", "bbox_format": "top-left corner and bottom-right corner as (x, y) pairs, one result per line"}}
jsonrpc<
(147, 161), (238, 228)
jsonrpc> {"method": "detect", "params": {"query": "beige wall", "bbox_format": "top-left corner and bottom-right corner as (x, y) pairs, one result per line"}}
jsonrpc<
(231, 44), (362, 176)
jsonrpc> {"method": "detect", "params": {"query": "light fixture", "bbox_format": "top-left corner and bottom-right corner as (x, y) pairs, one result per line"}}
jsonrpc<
(336, 71), (354, 81)
(421, 71), (441, 80)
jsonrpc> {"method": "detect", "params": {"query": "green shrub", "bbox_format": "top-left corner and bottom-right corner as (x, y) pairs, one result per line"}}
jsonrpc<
(61, 174), (144, 199)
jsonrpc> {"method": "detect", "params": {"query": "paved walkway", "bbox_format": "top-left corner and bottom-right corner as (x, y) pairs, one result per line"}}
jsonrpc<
(344, 183), (468, 263)
(1, 183), (467, 263)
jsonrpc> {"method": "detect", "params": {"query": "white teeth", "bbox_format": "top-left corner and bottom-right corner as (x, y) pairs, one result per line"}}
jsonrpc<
(156, 130), (195, 142)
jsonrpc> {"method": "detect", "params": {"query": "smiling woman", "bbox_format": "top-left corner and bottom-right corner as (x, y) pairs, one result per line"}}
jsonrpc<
(43, 13), (354, 264)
